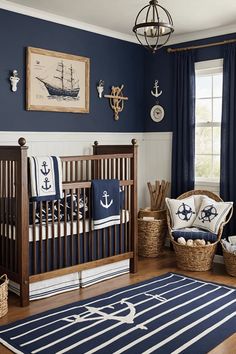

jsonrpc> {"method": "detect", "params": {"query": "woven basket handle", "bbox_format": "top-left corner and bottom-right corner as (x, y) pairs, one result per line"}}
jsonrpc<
(217, 206), (234, 241)
(0, 274), (8, 283)
(222, 206), (234, 227)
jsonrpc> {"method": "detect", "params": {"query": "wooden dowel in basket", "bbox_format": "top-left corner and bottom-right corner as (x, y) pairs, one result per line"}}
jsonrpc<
(147, 180), (170, 211)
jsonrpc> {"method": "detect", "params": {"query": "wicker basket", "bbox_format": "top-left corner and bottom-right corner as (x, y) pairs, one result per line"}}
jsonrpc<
(167, 190), (233, 272)
(172, 241), (218, 271)
(221, 243), (236, 277)
(0, 274), (9, 318)
(138, 209), (167, 257)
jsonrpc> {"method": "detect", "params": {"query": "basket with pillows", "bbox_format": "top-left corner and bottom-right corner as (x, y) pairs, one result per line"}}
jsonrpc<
(166, 190), (233, 271)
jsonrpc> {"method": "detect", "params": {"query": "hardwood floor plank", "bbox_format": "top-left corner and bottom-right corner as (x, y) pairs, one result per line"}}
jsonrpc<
(0, 249), (235, 353)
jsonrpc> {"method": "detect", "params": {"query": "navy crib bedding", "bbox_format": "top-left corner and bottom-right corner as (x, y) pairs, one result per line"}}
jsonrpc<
(28, 223), (128, 275)
(29, 193), (88, 224)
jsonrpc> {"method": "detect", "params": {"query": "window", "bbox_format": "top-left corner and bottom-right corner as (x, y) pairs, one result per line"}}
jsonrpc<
(195, 59), (223, 185)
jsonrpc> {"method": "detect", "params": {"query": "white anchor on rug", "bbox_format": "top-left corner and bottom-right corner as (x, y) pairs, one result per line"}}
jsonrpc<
(63, 299), (147, 330)
(100, 190), (113, 209)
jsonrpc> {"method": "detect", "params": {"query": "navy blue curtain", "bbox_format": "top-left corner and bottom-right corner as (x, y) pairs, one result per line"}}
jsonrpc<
(171, 51), (195, 198)
(220, 44), (236, 235)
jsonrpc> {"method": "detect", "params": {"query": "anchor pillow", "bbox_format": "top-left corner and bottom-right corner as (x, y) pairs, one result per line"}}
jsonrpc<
(165, 196), (197, 230)
(192, 197), (233, 234)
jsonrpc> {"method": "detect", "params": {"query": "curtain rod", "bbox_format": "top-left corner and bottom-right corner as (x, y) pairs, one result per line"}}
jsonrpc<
(167, 38), (236, 53)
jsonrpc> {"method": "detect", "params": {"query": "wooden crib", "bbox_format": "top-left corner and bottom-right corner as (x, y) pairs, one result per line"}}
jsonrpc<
(0, 138), (138, 306)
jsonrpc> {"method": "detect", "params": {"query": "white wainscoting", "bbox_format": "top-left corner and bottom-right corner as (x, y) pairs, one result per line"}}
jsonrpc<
(142, 132), (173, 207)
(0, 131), (173, 208)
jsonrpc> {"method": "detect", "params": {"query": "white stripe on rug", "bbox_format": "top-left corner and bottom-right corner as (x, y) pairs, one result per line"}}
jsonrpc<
(172, 311), (236, 354)
(143, 300), (236, 354)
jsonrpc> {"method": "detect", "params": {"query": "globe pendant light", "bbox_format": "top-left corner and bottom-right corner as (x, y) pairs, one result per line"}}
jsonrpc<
(133, 0), (174, 53)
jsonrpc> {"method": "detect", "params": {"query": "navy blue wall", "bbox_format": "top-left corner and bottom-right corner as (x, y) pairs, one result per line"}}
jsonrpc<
(0, 10), (145, 132)
(1, 9), (235, 134)
(144, 32), (236, 132)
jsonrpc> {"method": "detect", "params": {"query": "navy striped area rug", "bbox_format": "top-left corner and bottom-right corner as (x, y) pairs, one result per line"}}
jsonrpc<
(1, 273), (235, 354)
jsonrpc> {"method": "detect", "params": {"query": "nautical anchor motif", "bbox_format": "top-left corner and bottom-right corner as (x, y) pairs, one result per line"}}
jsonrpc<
(40, 161), (50, 176)
(63, 299), (147, 330)
(198, 205), (218, 223)
(176, 203), (195, 221)
(100, 190), (113, 209)
(42, 177), (51, 191)
(151, 80), (162, 98)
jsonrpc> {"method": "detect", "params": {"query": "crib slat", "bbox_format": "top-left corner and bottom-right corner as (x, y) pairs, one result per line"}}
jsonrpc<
(57, 199), (61, 269)
(86, 160), (89, 180)
(82, 188), (87, 263)
(70, 190), (74, 266)
(120, 158), (124, 180)
(127, 185), (131, 252)
(32, 202), (37, 275)
(88, 187), (93, 261)
(45, 201), (49, 272)
(80, 160), (84, 181)
(9, 161), (13, 270)
(39, 202), (43, 273)
(51, 200), (55, 270)
(70, 161), (73, 182)
(102, 228), (106, 258)
(108, 227), (111, 257)
(124, 186), (128, 252)
(6, 161), (10, 268)
(114, 225), (117, 255)
(75, 161), (78, 181)
(116, 158), (119, 179)
(111, 159), (114, 179)
(14, 161), (18, 273)
(76, 188), (81, 264)
(64, 191), (67, 267)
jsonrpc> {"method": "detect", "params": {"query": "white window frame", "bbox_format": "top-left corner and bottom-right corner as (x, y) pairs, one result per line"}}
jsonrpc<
(194, 59), (223, 192)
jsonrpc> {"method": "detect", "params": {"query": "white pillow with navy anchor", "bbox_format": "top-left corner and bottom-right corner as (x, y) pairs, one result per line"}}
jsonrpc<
(193, 197), (233, 234)
(166, 196), (197, 230)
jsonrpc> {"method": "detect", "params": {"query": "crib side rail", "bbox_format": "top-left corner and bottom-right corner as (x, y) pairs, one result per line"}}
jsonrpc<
(0, 140), (29, 306)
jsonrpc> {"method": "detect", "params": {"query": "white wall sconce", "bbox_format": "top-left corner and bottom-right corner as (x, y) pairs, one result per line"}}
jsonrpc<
(10, 70), (20, 92)
(97, 80), (104, 98)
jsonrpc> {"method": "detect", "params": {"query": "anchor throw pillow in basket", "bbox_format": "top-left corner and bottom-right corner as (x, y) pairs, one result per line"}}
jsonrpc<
(193, 197), (233, 234)
(165, 196), (197, 230)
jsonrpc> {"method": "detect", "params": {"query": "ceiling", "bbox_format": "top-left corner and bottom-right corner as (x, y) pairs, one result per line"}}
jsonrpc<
(3, 0), (236, 43)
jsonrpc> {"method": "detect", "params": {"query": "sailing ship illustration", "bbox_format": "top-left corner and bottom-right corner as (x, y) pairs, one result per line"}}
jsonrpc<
(36, 60), (80, 98)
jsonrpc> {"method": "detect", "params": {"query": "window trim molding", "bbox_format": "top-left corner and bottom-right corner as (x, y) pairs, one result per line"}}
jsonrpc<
(195, 59), (223, 71)
(194, 58), (223, 184)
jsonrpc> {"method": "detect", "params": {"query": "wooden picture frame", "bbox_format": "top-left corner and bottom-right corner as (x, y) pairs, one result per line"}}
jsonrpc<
(26, 47), (90, 113)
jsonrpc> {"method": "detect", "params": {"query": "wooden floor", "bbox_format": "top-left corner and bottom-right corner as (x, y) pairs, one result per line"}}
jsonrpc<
(1, 248), (236, 354)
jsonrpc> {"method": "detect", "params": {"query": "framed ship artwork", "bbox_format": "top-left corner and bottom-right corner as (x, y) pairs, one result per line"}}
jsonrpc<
(26, 47), (90, 113)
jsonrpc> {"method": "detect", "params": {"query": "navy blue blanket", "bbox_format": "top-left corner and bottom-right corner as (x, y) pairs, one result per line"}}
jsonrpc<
(92, 179), (120, 230)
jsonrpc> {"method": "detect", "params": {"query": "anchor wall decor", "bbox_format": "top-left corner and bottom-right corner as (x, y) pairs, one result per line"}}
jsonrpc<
(151, 80), (162, 98)
(150, 79), (165, 123)
(104, 85), (128, 120)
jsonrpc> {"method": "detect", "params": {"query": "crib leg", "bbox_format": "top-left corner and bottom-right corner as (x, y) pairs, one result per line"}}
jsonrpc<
(130, 256), (138, 273)
(20, 281), (30, 307)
